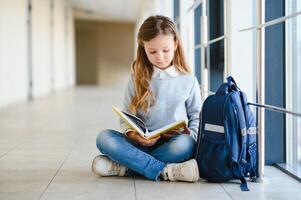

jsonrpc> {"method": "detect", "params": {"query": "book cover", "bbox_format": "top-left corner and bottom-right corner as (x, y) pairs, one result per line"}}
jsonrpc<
(112, 106), (187, 140)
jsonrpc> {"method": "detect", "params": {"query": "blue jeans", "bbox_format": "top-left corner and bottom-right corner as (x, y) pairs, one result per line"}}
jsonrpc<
(96, 129), (196, 181)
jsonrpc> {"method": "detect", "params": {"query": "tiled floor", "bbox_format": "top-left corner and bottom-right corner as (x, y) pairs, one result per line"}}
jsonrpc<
(0, 86), (300, 200)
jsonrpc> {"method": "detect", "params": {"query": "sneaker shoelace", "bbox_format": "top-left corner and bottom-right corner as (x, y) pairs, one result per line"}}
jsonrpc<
(172, 164), (185, 179)
(108, 161), (121, 175)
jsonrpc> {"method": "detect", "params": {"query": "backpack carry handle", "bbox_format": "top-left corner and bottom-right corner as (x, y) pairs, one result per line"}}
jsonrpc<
(216, 76), (240, 95)
(227, 76), (237, 86)
(227, 76), (240, 91)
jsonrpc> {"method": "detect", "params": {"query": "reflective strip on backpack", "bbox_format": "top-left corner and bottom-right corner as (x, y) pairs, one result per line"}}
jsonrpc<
(204, 123), (224, 134)
(241, 127), (258, 136)
(241, 129), (247, 136)
(247, 127), (257, 134)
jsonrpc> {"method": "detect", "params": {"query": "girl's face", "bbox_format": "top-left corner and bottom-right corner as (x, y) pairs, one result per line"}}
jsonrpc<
(144, 34), (177, 70)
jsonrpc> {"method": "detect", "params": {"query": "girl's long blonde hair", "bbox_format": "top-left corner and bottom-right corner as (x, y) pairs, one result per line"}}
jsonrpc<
(129, 15), (191, 114)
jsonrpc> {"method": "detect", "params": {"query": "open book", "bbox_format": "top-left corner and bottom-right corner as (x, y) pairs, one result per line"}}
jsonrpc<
(112, 106), (187, 140)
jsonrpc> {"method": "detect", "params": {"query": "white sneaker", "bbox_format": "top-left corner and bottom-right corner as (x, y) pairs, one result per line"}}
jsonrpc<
(162, 159), (199, 182)
(91, 155), (126, 177)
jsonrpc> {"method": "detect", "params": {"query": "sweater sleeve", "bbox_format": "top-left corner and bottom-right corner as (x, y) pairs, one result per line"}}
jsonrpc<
(185, 77), (202, 141)
(119, 75), (136, 134)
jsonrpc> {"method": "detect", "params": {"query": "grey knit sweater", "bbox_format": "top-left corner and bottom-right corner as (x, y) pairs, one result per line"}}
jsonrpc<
(120, 67), (202, 141)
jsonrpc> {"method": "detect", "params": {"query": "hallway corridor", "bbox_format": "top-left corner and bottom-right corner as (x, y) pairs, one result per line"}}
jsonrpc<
(0, 87), (300, 200)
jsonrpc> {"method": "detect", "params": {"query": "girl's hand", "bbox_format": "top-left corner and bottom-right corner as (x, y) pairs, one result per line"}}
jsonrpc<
(127, 131), (161, 147)
(162, 126), (190, 139)
(162, 129), (181, 139)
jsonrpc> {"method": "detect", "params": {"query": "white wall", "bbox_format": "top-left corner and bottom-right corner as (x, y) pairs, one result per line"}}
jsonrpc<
(229, 0), (256, 102)
(0, 0), (75, 108)
(33, 0), (75, 94)
(75, 20), (134, 87)
(33, 0), (75, 93)
(66, 5), (76, 87)
(32, 0), (52, 97)
(53, 0), (68, 91)
(179, 0), (195, 74)
(0, 0), (28, 108)
(95, 22), (134, 87)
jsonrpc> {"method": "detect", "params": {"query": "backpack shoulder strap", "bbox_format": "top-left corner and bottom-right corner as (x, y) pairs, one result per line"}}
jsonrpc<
(240, 92), (258, 179)
(230, 91), (250, 191)
(240, 92), (257, 130)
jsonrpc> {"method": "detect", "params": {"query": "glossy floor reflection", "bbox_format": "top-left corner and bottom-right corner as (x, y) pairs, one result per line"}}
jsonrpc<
(0, 86), (300, 200)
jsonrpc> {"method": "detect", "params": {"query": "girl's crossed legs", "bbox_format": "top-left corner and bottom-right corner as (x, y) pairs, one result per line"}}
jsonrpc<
(93, 129), (198, 181)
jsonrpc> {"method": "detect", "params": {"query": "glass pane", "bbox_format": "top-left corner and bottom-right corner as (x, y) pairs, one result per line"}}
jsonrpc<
(265, 11), (285, 164)
(208, 0), (224, 39)
(173, 0), (180, 21)
(194, 4), (201, 45)
(194, 4), (202, 83)
(208, 39), (224, 92)
(296, 1), (301, 166)
(173, 0), (180, 31)
(286, 0), (301, 172)
(207, 0), (224, 92)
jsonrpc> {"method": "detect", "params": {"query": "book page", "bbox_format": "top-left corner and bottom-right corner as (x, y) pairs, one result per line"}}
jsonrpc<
(112, 106), (149, 136)
(146, 120), (187, 139)
(112, 106), (187, 140)
(122, 111), (147, 133)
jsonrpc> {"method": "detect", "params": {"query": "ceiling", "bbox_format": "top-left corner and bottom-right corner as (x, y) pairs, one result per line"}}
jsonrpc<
(71, 0), (145, 22)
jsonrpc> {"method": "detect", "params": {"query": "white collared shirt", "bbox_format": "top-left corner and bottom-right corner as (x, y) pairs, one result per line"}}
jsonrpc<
(152, 65), (181, 79)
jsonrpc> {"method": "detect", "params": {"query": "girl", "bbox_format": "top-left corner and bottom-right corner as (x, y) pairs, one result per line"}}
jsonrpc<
(92, 15), (201, 182)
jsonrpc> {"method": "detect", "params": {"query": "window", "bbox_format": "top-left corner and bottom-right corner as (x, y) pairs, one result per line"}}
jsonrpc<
(207, 0), (225, 92)
(264, 0), (286, 165)
(173, 0), (180, 31)
(189, 0), (228, 96)
(194, 3), (202, 84)
(284, 0), (301, 176)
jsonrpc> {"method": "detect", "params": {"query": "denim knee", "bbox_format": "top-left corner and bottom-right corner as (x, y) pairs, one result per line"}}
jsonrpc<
(168, 134), (196, 159)
(96, 129), (121, 154)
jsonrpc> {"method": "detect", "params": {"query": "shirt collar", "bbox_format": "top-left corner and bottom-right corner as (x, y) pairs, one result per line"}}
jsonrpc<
(152, 65), (181, 79)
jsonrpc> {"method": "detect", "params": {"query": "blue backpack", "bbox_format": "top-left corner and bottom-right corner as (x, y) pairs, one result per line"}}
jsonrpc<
(195, 76), (258, 191)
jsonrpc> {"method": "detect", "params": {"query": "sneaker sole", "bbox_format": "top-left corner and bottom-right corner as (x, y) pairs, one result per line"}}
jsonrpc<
(91, 155), (102, 176)
(91, 155), (126, 177)
(190, 159), (199, 182)
(167, 159), (200, 182)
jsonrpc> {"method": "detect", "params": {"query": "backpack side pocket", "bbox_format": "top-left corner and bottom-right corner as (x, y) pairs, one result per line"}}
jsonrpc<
(197, 137), (232, 182)
(247, 142), (257, 178)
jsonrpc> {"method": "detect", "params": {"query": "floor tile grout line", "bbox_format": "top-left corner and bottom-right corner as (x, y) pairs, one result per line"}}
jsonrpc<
(37, 147), (74, 200)
(37, 131), (88, 200)
(220, 183), (234, 200)
(0, 143), (19, 159)
(133, 177), (138, 200)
